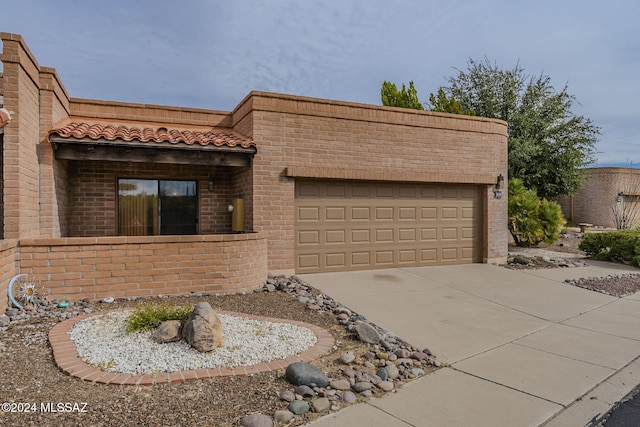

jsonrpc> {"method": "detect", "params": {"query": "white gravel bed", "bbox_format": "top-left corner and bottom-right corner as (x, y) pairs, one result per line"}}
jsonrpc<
(69, 311), (317, 375)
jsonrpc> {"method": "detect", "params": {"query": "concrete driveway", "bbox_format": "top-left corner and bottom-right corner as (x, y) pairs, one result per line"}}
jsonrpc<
(301, 262), (640, 426)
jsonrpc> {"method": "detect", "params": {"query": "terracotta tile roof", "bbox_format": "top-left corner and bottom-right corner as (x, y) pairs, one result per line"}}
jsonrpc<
(48, 120), (255, 150)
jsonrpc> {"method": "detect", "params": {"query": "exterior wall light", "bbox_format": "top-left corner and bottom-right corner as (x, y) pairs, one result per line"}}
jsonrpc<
(208, 177), (215, 192)
(617, 192), (624, 203)
(493, 174), (504, 199)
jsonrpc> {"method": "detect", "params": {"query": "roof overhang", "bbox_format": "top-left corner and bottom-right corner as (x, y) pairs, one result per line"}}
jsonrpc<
(48, 120), (256, 167)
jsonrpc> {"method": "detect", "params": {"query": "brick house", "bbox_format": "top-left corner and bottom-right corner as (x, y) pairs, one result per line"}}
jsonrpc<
(558, 167), (640, 229)
(0, 33), (508, 314)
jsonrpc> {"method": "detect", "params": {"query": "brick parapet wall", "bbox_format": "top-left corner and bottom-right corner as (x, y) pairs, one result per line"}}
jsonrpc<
(69, 98), (234, 128)
(0, 239), (18, 314)
(18, 233), (267, 302)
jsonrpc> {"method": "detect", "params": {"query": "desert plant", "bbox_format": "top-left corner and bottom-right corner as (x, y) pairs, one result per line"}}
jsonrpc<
(579, 229), (640, 266)
(126, 303), (193, 334)
(508, 178), (566, 247)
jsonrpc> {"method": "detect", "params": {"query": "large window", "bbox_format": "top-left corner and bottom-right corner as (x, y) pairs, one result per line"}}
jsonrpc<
(118, 179), (198, 236)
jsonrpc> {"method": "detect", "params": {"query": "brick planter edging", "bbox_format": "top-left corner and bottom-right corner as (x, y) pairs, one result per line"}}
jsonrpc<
(49, 310), (335, 386)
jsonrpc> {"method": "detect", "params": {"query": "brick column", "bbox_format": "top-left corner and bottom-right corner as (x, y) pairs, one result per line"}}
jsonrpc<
(1, 33), (42, 239)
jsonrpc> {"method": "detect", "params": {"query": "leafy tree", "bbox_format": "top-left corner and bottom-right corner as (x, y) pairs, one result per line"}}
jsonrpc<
(428, 88), (475, 115)
(508, 178), (565, 247)
(444, 58), (599, 199)
(381, 81), (424, 110)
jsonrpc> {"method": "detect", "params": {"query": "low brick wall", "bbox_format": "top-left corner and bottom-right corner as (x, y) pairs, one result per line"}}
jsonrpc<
(18, 233), (267, 302)
(0, 240), (19, 314)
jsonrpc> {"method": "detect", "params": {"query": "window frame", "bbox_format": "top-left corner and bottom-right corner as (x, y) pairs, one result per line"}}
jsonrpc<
(117, 177), (199, 236)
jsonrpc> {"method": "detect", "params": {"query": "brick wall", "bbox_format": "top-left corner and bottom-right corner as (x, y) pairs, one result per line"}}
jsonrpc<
(18, 233), (267, 301)
(67, 161), (240, 237)
(233, 92), (509, 272)
(0, 239), (18, 314)
(1, 33), (42, 239)
(559, 167), (640, 228)
(39, 66), (71, 238)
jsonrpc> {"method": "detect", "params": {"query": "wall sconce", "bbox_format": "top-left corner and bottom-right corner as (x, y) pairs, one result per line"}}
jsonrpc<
(617, 192), (624, 203)
(208, 176), (215, 192)
(493, 174), (504, 199)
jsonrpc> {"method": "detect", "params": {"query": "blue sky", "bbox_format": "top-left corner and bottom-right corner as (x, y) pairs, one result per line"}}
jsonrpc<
(2, 0), (639, 165)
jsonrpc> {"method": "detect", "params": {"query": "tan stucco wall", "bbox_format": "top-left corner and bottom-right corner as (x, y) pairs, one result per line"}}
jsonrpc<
(558, 167), (640, 228)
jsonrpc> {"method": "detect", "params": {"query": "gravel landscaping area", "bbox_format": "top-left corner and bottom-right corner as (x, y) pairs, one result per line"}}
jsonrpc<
(506, 231), (640, 296)
(0, 276), (437, 427)
(2, 231), (639, 426)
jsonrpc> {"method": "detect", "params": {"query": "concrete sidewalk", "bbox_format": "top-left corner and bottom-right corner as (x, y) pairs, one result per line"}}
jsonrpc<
(301, 261), (640, 426)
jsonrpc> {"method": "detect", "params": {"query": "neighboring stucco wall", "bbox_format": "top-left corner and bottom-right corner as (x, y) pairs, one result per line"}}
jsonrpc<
(558, 167), (640, 228)
(233, 92), (509, 273)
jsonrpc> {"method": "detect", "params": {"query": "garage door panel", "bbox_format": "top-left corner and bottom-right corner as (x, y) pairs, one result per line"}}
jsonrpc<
(298, 230), (319, 245)
(325, 230), (345, 244)
(421, 207), (437, 220)
(442, 188), (459, 198)
(399, 228), (416, 241)
(351, 252), (371, 266)
(376, 229), (394, 242)
(441, 207), (458, 219)
(375, 207), (394, 220)
(399, 187), (417, 198)
(325, 207), (346, 221)
(421, 228), (437, 241)
(399, 207), (417, 220)
(351, 229), (370, 243)
(326, 253), (346, 268)
(298, 254), (320, 269)
(298, 207), (319, 221)
(399, 249), (417, 263)
(326, 183), (347, 197)
(376, 186), (394, 198)
(376, 251), (394, 264)
(297, 182), (320, 197)
(351, 207), (370, 220)
(295, 180), (482, 273)
(351, 185), (371, 198)
(462, 227), (475, 239)
(420, 187), (438, 198)
(421, 249), (438, 262)
(442, 227), (458, 240)
(442, 248), (459, 260)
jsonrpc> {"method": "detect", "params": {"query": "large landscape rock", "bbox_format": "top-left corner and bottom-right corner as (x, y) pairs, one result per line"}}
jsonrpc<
(182, 302), (223, 352)
(355, 321), (381, 344)
(152, 320), (182, 343)
(285, 362), (329, 387)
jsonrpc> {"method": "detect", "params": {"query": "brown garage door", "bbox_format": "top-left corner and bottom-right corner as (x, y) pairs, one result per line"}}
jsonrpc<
(295, 180), (483, 273)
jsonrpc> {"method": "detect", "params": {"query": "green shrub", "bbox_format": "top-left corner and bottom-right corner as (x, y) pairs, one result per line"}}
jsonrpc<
(579, 230), (640, 267)
(126, 303), (193, 334)
(508, 179), (566, 247)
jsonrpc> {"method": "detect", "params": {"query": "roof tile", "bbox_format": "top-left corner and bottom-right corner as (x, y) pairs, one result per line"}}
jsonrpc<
(48, 120), (255, 149)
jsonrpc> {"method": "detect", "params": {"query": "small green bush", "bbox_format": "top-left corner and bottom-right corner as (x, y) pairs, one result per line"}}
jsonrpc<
(579, 230), (640, 267)
(508, 179), (566, 247)
(126, 303), (193, 334)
